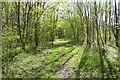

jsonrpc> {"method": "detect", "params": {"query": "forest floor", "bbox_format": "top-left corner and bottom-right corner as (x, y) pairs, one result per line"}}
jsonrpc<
(2, 39), (120, 78)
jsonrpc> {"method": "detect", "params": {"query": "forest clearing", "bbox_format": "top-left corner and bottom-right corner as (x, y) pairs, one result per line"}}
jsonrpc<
(1, 0), (120, 79)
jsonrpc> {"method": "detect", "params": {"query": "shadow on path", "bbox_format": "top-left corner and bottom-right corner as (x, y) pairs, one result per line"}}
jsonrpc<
(32, 47), (75, 72)
(99, 51), (106, 78)
(75, 47), (117, 78)
(45, 47), (75, 66)
(102, 52), (118, 78)
(75, 47), (88, 78)
(54, 49), (80, 73)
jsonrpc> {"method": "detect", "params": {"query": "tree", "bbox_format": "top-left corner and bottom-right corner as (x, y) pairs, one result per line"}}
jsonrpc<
(115, 0), (119, 48)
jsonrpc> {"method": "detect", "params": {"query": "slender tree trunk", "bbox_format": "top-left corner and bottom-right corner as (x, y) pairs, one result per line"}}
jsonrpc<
(104, 2), (108, 44)
(109, 1), (111, 42)
(17, 2), (23, 50)
(26, 2), (30, 44)
(118, 1), (120, 49)
(22, 3), (27, 51)
(86, 3), (91, 47)
(115, 0), (119, 47)
(92, 21), (95, 45)
(94, 2), (100, 50)
(34, 2), (39, 48)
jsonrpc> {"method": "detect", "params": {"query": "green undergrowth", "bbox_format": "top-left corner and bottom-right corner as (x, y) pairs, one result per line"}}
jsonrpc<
(2, 39), (120, 78)
(73, 47), (120, 78)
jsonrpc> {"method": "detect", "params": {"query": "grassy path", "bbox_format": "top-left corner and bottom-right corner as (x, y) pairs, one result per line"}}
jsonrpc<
(55, 46), (84, 78)
(2, 39), (120, 78)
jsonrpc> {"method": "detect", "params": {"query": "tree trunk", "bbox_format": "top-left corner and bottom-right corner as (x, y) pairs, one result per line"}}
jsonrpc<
(108, 1), (111, 42)
(94, 2), (100, 50)
(115, 0), (119, 48)
(34, 2), (39, 49)
(17, 2), (23, 50)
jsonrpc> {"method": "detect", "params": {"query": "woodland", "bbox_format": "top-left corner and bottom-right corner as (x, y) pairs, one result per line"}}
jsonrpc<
(1, 0), (120, 78)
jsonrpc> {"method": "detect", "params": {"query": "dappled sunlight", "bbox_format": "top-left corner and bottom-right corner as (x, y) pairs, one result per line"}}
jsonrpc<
(2, 38), (120, 78)
(2, 1), (120, 79)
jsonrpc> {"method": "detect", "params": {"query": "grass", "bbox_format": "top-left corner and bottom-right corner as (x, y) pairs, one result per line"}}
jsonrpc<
(2, 39), (120, 78)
